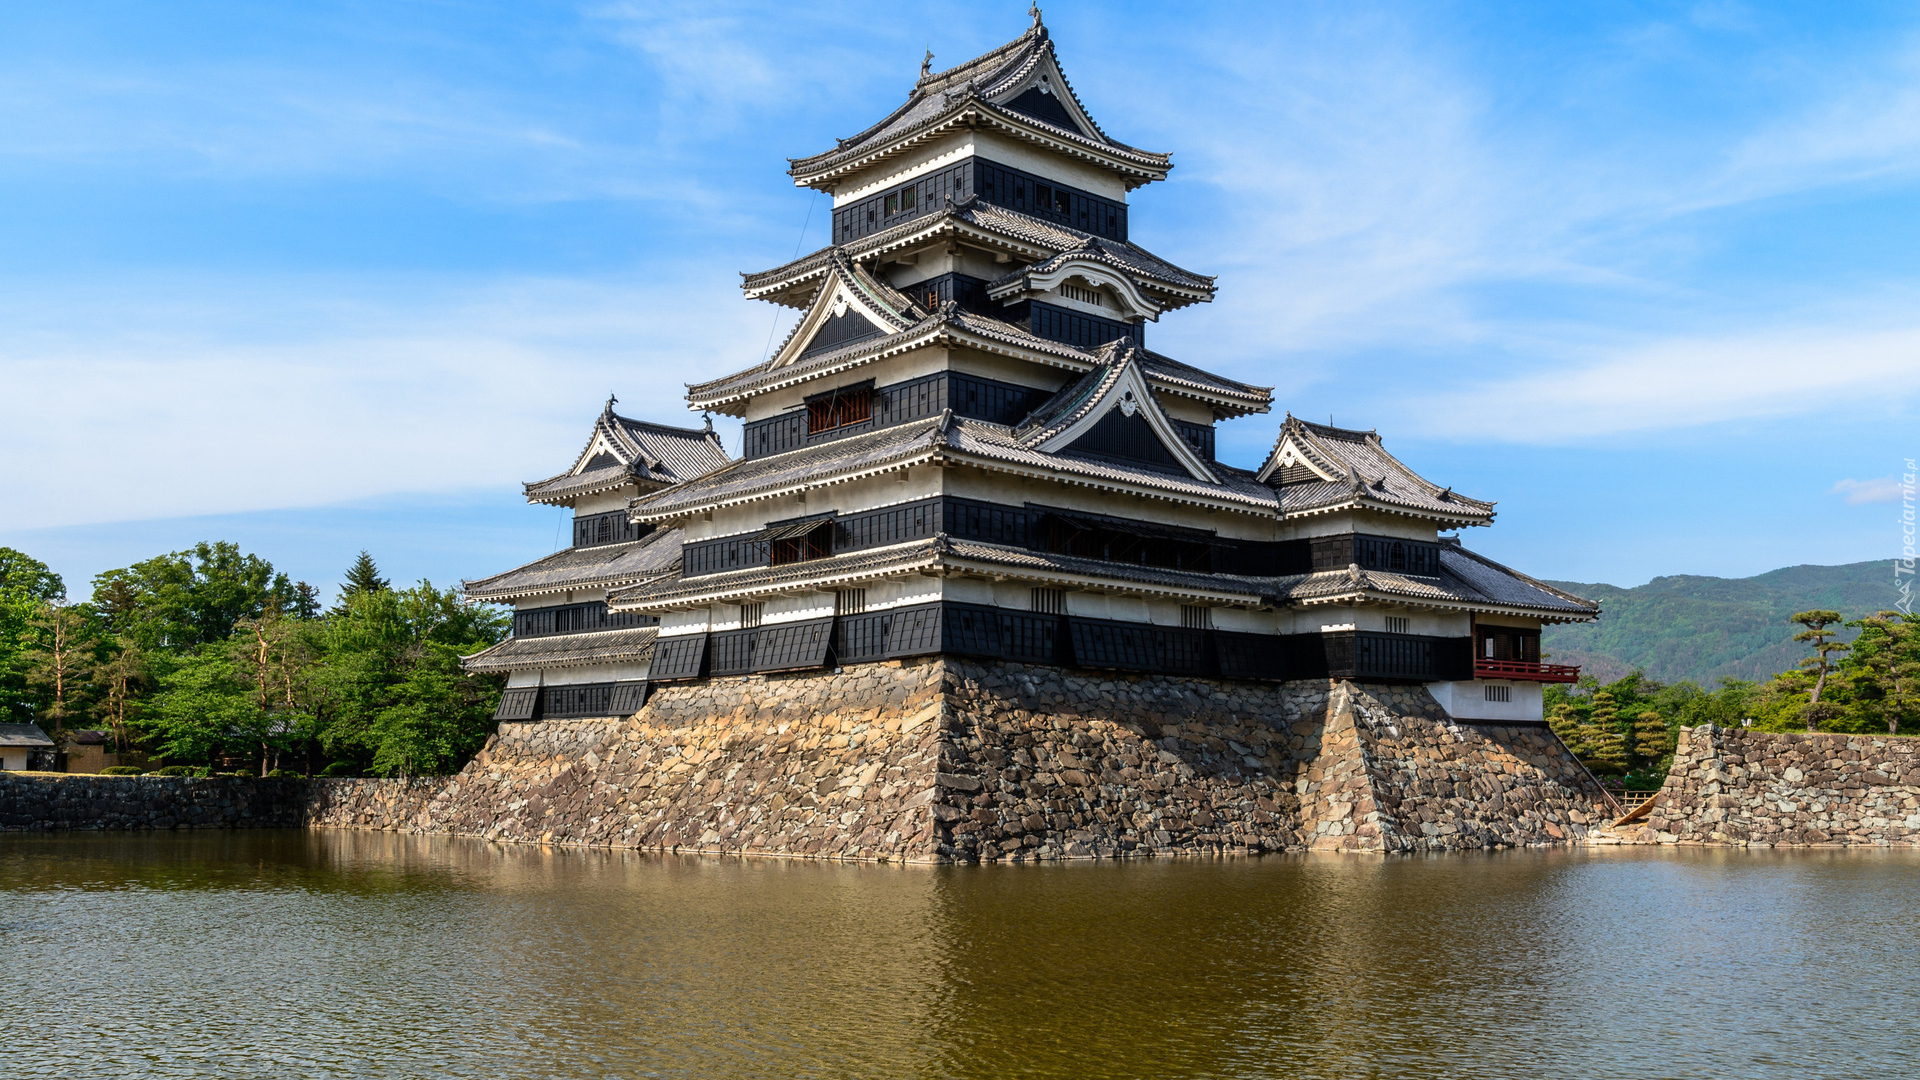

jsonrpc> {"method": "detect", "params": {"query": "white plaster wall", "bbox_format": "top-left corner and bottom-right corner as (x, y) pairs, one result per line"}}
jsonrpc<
(2, 749), (29, 770)
(1282, 512), (1441, 543)
(1475, 613), (1546, 631)
(573, 491), (632, 515)
(1349, 608), (1470, 636)
(1427, 680), (1544, 723)
(517, 589), (609, 611)
(659, 609), (713, 637)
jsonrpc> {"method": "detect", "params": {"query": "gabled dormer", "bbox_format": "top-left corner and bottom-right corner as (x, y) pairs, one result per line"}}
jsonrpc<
(769, 251), (923, 370)
(1257, 414), (1495, 527)
(523, 397), (732, 529)
(1016, 342), (1217, 483)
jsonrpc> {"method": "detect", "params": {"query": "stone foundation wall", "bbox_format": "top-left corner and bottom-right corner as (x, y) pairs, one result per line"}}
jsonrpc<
(0, 661), (1614, 858)
(303, 659), (1610, 860)
(0, 774), (307, 831)
(1300, 683), (1612, 851)
(1621, 726), (1920, 847)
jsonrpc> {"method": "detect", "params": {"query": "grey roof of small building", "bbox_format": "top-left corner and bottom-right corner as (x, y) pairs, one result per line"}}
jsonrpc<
(462, 528), (685, 602)
(523, 403), (731, 505)
(631, 411), (1281, 523)
(461, 626), (659, 674)
(741, 199), (1213, 306)
(788, 23), (1169, 187)
(686, 302), (1268, 416)
(0, 723), (55, 748)
(1263, 415), (1496, 524)
(1272, 544), (1597, 620)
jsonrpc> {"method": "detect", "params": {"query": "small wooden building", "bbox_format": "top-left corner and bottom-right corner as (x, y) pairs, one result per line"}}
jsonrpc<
(0, 724), (56, 771)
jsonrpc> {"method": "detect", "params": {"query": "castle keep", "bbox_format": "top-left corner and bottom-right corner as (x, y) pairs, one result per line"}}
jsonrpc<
(451, 13), (1611, 858)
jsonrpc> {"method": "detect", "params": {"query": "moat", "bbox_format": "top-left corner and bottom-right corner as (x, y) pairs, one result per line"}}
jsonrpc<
(5, 831), (1916, 1079)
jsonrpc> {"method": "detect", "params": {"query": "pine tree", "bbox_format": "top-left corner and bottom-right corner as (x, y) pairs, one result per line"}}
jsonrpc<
(341, 552), (389, 598)
(1585, 690), (1628, 773)
(291, 582), (322, 620)
(1633, 709), (1674, 767)
(1791, 609), (1849, 732)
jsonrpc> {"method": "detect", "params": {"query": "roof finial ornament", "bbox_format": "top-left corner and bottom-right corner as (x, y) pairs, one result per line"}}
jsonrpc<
(605, 392), (618, 414)
(1030, 2), (1043, 29)
(702, 411), (715, 435)
(921, 49), (933, 77)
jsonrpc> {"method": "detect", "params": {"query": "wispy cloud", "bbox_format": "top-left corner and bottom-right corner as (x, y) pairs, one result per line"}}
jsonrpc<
(0, 268), (775, 531)
(1831, 476), (1907, 504)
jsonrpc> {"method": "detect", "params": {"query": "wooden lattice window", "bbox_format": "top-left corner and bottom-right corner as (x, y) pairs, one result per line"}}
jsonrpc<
(807, 386), (872, 435)
(770, 523), (833, 566)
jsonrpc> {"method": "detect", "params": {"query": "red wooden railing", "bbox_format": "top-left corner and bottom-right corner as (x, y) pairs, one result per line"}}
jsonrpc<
(1474, 658), (1581, 683)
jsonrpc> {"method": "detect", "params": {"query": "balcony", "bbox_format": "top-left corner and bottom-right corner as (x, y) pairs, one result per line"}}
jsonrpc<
(1474, 658), (1580, 683)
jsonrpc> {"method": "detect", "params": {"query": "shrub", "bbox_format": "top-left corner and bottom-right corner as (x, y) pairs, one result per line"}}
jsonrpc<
(319, 762), (360, 778)
(100, 766), (144, 776)
(147, 765), (195, 776)
(265, 769), (299, 778)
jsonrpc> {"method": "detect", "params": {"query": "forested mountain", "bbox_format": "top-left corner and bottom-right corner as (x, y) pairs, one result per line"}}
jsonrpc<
(1542, 561), (1893, 686)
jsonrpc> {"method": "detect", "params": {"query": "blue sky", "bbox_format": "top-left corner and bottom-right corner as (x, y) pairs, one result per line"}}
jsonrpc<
(2, 1), (1916, 602)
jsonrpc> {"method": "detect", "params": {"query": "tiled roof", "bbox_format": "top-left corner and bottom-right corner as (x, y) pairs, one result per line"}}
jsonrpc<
(1273, 544), (1598, 620)
(0, 723), (55, 748)
(463, 529), (685, 602)
(1263, 415), (1495, 524)
(741, 200), (1212, 305)
(946, 417), (1276, 510)
(631, 412), (1280, 523)
(524, 403), (731, 505)
(609, 536), (1271, 611)
(686, 303), (1267, 416)
(788, 23), (1169, 187)
(632, 417), (946, 519)
(461, 626), (658, 674)
(984, 230), (1214, 303)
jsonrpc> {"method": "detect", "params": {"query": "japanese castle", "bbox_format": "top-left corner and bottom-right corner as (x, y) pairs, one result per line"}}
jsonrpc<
(463, 11), (1598, 726)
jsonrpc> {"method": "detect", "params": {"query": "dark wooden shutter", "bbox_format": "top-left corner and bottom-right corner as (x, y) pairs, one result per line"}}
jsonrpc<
(493, 688), (538, 721)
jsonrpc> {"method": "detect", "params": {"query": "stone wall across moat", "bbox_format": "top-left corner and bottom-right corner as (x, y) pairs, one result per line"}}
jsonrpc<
(1607, 725), (1920, 847)
(1, 659), (1616, 858)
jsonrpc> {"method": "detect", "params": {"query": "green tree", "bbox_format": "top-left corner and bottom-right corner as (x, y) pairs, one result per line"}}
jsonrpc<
(1790, 609), (1850, 732)
(1632, 709), (1675, 769)
(92, 638), (148, 754)
(309, 581), (507, 777)
(0, 548), (65, 723)
(92, 542), (295, 652)
(143, 647), (259, 767)
(1584, 690), (1628, 773)
(232, 611), (320, 775)
(340, 552), (390, 601)
(1847, 611), (1918, 735)
(26, 601), (98, 738)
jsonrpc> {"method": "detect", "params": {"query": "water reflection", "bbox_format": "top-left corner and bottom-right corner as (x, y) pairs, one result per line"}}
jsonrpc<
(3, 832), (1916, 1079)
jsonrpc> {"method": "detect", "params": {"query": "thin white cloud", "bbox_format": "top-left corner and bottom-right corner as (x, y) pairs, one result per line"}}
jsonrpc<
(0, 269), (780, 531)
(1410, 324), (1920, 441)
(1831, 476), (1908, 505)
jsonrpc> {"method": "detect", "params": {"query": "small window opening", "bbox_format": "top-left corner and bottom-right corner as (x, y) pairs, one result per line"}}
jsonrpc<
(899, 185), (915, 211)
(1053, 188), (1071, 214)
(1031, 587), (1066, 615)
(1484, 684), (1511, 703)
(771, 523), (832, 566)
(1180, 605), (1211, 630)
(1035, 183), (1053, 210)
(807, 385), (872, 435)
(1389, 542), (1407, 571)
(740, 602), (764, 629)
(836, 588), (867, 616)
(1385, 616), (1409, 635)
(884, 194), (899, 216)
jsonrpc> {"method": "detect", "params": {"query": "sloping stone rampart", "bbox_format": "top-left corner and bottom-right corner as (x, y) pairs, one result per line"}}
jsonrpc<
(1296, 683), (1609, 851)
(1612, 726), (1920, 847)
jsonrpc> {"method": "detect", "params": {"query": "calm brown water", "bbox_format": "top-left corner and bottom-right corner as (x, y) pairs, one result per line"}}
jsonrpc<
(2, 832), (1915, 1079)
